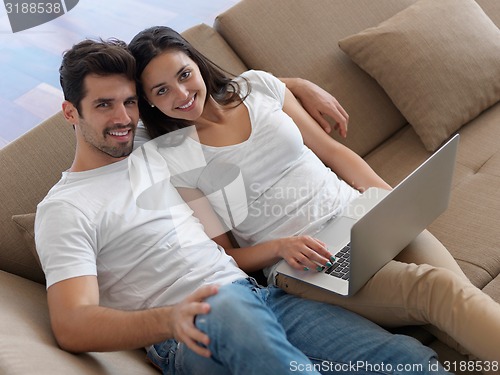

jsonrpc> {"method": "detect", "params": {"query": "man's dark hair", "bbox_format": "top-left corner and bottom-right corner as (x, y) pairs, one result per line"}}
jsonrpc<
(59, 38), (136, 113)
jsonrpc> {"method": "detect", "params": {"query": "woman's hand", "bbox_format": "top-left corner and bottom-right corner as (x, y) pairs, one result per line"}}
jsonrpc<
(276, 236), (334, 271)
(169, 285), (219, 358)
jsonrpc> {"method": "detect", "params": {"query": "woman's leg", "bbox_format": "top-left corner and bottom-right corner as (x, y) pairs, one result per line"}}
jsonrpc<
(394, 230), (468, 280)
(267, 286), (450, 375)
(276, 231), (459, 326)
(393, 230), (471, 355)
(170, 279), (448, 375)
(276, 233), (500, 361)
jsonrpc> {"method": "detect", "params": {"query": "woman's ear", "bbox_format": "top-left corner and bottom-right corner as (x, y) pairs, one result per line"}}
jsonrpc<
(144, 95), (155, 108)
(62, 100), (79, 127)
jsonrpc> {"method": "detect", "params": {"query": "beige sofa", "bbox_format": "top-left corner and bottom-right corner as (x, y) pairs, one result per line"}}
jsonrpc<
(1, 0), (499, 373)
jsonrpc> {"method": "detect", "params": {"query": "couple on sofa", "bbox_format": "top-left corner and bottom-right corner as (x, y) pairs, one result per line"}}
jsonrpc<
(34, 25), (499, 374)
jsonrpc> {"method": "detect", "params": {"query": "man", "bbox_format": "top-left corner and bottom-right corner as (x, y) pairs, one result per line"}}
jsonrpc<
(35, 38), (449, 375)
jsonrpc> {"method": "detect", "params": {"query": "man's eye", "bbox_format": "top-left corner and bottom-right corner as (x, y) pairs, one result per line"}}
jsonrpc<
(96, 102), (109, 108)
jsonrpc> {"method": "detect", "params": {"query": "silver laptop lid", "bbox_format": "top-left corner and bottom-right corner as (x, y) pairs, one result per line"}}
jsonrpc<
(347, 134), (460, 295)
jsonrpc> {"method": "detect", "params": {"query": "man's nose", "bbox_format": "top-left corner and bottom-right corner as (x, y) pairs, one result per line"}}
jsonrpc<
(113, 104), (132, 124)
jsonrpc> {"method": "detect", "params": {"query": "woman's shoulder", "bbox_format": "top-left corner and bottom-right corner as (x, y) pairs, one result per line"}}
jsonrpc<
(238, 69), (279, 84)
(237, 70), (285, 100)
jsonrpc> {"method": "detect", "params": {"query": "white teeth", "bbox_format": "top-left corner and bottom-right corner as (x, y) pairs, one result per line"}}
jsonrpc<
(109, 130), (129, 136)
(178, 97), (194, 109)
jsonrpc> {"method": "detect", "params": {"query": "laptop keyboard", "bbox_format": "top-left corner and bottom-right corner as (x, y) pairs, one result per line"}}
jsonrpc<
(323, 243), (351, 280)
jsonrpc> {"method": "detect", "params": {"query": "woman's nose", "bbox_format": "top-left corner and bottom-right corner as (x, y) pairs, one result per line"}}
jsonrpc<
(174, 84), (189, 100)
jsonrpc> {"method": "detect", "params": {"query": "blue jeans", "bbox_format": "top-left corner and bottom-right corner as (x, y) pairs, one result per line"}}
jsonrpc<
(147, 278), (449, 375)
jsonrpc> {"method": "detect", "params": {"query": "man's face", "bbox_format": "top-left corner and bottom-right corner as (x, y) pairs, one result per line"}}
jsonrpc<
(65, 74), (139, 166)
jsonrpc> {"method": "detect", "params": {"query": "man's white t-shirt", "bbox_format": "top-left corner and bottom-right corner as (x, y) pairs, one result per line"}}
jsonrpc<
(35, 159), (245, 310)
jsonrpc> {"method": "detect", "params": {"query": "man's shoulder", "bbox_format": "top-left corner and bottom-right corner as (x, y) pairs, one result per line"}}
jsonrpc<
(133, 120), (151, 149)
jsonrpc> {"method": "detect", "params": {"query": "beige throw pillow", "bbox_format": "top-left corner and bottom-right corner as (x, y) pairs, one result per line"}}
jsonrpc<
(338, 0), (500, 151)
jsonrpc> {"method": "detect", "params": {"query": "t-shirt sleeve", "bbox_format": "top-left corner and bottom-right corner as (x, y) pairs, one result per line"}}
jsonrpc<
(35, 200), (98, 289)
(239, 70), (286, 107)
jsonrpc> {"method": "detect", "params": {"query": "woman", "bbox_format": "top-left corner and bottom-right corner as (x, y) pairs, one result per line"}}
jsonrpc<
(128, 26), (500, 361)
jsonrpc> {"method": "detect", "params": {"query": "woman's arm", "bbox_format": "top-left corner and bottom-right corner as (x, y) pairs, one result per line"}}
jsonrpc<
(177, 187), (333, 272)
(280, 77), (349, 138)
(282, 88), (392, 192)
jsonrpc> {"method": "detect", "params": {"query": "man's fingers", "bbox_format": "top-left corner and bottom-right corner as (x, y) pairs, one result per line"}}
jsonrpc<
(188, 284), (219, 303)
(182, 336), (211, 358)
(182, 322), (210, 347)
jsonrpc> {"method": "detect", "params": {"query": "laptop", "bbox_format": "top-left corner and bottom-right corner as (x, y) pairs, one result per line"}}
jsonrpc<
(275, 134), (460, 297)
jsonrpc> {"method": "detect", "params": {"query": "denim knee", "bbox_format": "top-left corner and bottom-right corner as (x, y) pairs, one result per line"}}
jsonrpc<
(196, 282), (261, 329)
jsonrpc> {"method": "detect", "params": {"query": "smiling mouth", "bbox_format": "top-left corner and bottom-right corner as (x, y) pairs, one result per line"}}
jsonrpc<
(176, 95), (195, 110)
(108, 130), (129, 136)
(107, 128), (133, 139)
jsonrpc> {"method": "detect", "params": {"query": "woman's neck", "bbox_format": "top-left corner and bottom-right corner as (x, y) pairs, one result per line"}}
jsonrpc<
(194, 96), (231, 128)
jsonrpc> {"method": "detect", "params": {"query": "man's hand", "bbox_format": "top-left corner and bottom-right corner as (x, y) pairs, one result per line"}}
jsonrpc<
(282, 78), (349, 138)
(169, 285), (219, 358)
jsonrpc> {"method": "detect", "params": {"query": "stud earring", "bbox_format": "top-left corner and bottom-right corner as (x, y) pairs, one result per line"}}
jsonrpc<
(150, 103), (155, 108)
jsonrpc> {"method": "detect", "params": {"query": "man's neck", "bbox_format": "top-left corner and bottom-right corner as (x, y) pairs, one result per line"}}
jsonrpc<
(70, 149), (127, 172)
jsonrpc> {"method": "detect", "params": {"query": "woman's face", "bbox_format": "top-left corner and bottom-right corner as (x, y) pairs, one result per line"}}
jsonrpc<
(140, 50), (207, 121)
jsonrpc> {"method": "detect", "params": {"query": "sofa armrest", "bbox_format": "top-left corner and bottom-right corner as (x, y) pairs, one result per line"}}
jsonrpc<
(0, 270), (156, 375)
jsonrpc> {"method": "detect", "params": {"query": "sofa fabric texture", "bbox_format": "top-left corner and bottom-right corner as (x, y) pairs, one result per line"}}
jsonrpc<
(1, 0), (499, 373)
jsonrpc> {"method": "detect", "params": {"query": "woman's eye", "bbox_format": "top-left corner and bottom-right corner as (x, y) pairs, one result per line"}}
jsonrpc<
(157, 87), (168, 96)
(180, 71), (191, 80)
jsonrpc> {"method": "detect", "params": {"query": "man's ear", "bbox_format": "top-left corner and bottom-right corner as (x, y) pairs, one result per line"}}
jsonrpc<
(62, 100), (79, 127)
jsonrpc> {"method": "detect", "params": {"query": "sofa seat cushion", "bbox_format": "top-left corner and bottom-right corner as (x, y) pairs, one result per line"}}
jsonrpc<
(429, 104), (500, 300)
(338, 0), (500, 152)
(0, 270), (156, 375)
(365, 103), (500, 299)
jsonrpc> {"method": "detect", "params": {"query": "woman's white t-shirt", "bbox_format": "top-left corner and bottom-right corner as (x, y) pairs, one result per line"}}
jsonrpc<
(134, 70), (360, 282)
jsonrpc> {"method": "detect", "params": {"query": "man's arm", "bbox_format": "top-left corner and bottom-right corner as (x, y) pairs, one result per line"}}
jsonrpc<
(280, 77), (349, 138)
(47, 275), (217, 357)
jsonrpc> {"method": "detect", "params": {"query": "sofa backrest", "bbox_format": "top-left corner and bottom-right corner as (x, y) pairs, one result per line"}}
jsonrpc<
(182, 23), (248, 76)
(0, 112), (74, 283)
(214, 0), (418, 157)
(214, 0), (500, 157)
